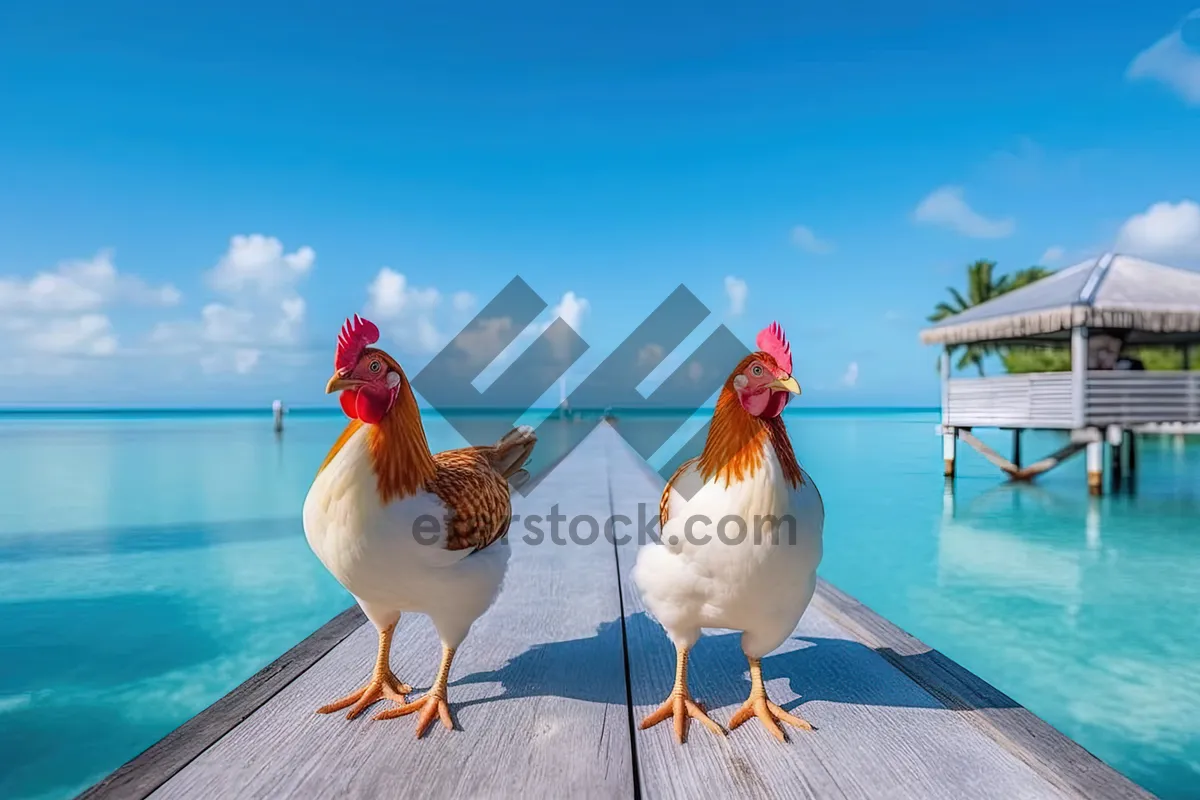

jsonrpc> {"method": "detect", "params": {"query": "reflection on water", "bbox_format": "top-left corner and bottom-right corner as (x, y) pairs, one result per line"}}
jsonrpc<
(0, 412), (1197, 798)
(924, 481), (1200, 798)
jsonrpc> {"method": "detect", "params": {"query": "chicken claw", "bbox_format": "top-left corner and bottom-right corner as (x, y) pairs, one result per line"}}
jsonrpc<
(316, 622), (411, 719)
(640, 646), (725, 743)
(728, 657), (813, 742)
(374, 644), (457, 738)
(318, 671), (412, 719)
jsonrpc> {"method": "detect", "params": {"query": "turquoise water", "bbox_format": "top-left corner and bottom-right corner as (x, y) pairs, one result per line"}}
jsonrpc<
(1, 410), (1197, 799)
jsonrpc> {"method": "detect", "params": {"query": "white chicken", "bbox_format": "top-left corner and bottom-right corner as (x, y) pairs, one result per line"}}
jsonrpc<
(633, 321), (824, 743)
(303, 315), (536, 738)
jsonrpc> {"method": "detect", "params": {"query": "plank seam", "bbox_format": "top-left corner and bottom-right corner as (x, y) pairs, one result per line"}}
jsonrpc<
(603, 429), (645, 800)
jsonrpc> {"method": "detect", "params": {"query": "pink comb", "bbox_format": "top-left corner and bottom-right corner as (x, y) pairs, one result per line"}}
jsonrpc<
(756, 321), (792, 374)
(335, 314), (380, 372)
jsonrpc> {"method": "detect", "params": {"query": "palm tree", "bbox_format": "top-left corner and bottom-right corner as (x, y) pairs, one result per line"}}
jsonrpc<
(929, 261), (1059, 376)
(928, 260), (1011, 376)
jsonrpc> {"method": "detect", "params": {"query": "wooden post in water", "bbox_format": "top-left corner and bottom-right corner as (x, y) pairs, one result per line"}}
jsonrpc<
(1011, 429), (1023, 470)
(1107, 425), (1123, 494)
(940, 349), (955, 478)
(1126, 429), (1138, 487)
(1086, 437), (1103, 496)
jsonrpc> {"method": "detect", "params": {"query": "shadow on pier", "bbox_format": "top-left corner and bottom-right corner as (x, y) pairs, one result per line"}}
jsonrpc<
(451, 611), (1018, 714)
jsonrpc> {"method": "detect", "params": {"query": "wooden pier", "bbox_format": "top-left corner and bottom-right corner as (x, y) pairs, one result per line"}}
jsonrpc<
(81, 426), (1151, 800)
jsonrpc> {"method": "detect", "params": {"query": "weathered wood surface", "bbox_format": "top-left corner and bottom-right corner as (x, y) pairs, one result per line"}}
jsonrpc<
(149, 430), (634, 800)
(85, 423), (1153, 800)
(602, 431), (1153, 800)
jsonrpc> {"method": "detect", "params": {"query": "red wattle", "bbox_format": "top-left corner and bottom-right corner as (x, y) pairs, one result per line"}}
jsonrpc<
(764, 390), (790, 418)
(356, 386), (391, 424)
(339, 390), (360, 419)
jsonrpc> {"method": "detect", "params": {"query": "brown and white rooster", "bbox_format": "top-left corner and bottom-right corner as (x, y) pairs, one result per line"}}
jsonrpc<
(303, 315), (536, 738)
(633, 321), (824, 743)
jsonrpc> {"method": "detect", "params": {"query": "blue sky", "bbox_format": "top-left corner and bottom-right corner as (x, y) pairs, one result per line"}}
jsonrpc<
(1, 0), (1199, 408)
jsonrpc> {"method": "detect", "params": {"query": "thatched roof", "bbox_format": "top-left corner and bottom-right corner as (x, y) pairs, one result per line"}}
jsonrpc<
(920, 253), (1200, 346)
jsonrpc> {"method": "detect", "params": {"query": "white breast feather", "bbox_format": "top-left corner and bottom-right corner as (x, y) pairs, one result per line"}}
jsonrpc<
(302, 426), (510, 645)
(632, 442), (824, 657)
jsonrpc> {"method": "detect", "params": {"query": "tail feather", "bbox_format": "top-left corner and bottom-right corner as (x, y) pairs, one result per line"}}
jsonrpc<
(489, 425), (537, 479)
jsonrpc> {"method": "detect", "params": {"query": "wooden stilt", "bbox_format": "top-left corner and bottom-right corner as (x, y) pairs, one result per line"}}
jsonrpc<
(1127, 430), (1137, 484)
(1106, 426), (1123, 493)
(1012, 429), (1023, 470)
(943, 428), (956, 477)
(1086, 440), (1103, 496)
(1110, 441), (1123, 493)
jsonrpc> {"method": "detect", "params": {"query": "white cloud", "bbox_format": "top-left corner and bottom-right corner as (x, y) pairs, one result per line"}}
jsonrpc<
(365, 269), (485, 356)
(200, 348), (261, 375)
(552, 291), (589, 333)
(1116, 200), (1200, 262)
(790, 225), (834, 255)
(883, 310), (905, 323)
(724, 276), (748, 316)
(208, 234), (314, 295)
(367, 268), (440, 319)
(913, 186), (1015, 239)
(452, 291), (476, 313)
(840, 362), (860, 388)
(0, 250), (180, 314)
(0, 251), (179, 367)
(364, 267), (447, 354)
(26, 315), (119, 357)
(147, 234), (315, 375)
(637, 343), (666, 367)
(459, 290), (590, 386)
(1040, 246), (1066, 265)
(1127, 11), (1200, 105)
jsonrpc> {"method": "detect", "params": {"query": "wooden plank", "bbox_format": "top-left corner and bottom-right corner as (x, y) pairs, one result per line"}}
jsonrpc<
(812, 583), (1153, 800)
(78, 606), (366, 800)
(148, 427), (634, 800)
(602, 429), (1151, 800)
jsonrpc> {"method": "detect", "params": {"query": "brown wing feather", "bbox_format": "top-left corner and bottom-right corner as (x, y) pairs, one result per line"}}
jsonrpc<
(426, 447), (513, 552)
(659, 456), (700, 527)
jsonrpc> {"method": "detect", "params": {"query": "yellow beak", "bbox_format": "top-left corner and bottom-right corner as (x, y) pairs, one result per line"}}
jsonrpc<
(768, 374), (801, 395)
(325, 372), (363, 394)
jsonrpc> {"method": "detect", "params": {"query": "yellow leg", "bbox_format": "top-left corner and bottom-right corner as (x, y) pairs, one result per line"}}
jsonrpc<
(316, 622), (412, 719)
(374, 644), (456, 738)
(640, 646), (724, 743)
(728, 656), (812, 742)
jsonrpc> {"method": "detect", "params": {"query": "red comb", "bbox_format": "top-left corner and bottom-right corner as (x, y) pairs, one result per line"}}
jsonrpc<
(756, 321), (792, 374)
(335, 314), (380, 372)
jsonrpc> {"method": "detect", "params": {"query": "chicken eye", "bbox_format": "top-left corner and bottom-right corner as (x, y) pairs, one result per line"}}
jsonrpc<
(751, 364), (763, 377)
(369, 360), (381, 373)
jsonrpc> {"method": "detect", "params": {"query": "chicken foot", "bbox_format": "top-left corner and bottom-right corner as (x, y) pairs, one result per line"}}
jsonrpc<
(640, 645), (724, 743)
(728, 656), (812, 742)
(374, 644), (456, 738)
(317, 622), (412, 719)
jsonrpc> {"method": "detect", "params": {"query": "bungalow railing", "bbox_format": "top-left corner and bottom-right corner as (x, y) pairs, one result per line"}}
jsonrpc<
(944, 371), (1200, 429)
(1086, 371), (1200, 425)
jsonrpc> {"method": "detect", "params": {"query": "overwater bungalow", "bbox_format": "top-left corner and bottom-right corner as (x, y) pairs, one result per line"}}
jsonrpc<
(920, 253), (1200, 494)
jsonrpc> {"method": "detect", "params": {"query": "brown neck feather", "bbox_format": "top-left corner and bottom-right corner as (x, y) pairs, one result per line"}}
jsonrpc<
(366, 375), (437, 504)
(697, 388), (803, 488)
